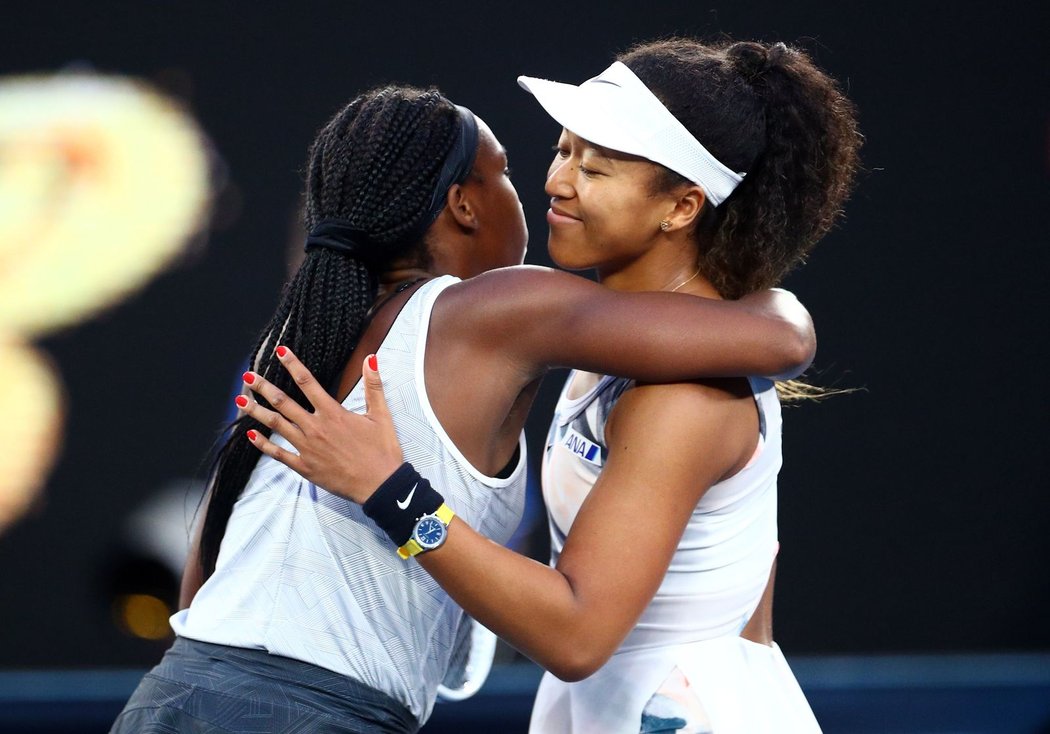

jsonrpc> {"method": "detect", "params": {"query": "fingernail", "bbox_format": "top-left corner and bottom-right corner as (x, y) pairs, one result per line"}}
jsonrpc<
(235, 395), (249, 408)
(242, 371), (255, 385)
(246, 430), (258, 441)
(276, 346), (288, 358)
(367, 354), (378, 371)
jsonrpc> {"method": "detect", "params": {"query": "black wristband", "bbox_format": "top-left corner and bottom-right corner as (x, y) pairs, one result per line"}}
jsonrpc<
(362, 463), (444, 547)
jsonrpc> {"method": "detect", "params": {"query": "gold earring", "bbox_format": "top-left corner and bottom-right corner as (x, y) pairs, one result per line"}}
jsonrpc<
(660, 220), (670, 232)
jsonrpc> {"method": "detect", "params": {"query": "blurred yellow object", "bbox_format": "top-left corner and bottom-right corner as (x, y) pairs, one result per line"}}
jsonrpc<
(0, 341), (63, 533)
(114, 593), (174, 641)
(0, 72), (212, 532)
(0, 73), (211, 333)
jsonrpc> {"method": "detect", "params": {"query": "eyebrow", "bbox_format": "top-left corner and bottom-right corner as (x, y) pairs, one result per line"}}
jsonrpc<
(564, 130), (640, 165)
(585, 140), (645, 165)
(571, 135), (617, 161)
(582, 143), (621, 167)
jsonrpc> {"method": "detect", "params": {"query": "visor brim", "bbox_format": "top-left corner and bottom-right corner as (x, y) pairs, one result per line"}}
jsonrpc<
(517, 75), (646, 157)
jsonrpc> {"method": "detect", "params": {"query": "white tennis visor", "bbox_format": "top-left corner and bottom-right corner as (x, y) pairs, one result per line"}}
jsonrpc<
(518, 62), (744, 206)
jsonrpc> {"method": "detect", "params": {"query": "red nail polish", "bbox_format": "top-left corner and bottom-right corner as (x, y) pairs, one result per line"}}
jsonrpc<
(276, 346), (288, 358)
(246, 430), (258, 441)
(367, 354), (378, 371)
(242, 371), (255, 385)
(235, 395), (249, 408)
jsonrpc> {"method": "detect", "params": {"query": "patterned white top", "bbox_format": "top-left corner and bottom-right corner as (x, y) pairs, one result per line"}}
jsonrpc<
(172, 276), (527, 722)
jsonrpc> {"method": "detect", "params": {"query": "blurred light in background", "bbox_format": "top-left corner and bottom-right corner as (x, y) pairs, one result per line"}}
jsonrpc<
(0, 72), (213, 533)
(113, 593), (172, 641)
(0, 340), (63, 533)
(105, 478), (206, 639)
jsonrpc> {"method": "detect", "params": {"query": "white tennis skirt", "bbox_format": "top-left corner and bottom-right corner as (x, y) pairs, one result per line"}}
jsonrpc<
(529, 636), (821, 734)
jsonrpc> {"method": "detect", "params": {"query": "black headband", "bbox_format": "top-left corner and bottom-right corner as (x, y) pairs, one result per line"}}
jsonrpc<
(304, 104), (480, 264)
(418, 105), (479, 231)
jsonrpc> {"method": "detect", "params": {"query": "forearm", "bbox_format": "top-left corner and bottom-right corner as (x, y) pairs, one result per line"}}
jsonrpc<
(357, 463), (618, 677)
(471, 269), (815, 382)
(545, 294), (813, 381)
(179, 495), (208, 609)
(418, 519), (622, 681)
(179, 548), (203, 610)
(609, 293), (814, 380)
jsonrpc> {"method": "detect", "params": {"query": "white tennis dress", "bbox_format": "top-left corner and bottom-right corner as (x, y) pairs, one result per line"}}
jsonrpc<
(171, 276), (527, 723)
(533, 372), (820, 733)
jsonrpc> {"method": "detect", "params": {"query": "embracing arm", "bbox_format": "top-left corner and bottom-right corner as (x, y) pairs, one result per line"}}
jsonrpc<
(241, 350), (751, 679)
(414, 379), (736, 680)
(439, 266), (815, 382)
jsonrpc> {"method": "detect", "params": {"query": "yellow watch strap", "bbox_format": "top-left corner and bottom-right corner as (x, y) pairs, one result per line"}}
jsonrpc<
(397, 503), (455, 559)
(397, 538), (424, 560)
(435, 502), (455, 525)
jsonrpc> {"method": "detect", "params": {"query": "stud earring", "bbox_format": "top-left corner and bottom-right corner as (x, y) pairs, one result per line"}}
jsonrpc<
(660, 220), (670, 232)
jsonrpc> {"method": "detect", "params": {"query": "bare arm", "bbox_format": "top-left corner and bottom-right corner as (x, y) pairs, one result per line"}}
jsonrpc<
(242, 350), (755, 679)
(178, 493), (208, 609)
(417, 380), (752, 679)
(436, 266), (815, 383)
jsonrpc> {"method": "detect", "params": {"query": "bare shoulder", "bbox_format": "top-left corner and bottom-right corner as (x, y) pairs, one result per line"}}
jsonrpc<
(606, 378), (759, 483)
(429, 265), (603, 362)
(610, 378), (756, 427)
(435, 265), (597, 317)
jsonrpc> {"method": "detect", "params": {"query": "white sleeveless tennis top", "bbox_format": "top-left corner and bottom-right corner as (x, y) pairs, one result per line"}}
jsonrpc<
(172, 276), (527, 723)
(533, 373), (820, 733)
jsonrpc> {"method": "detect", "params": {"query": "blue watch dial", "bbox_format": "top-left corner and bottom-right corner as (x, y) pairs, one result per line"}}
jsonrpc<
(415, 516), (447, 549)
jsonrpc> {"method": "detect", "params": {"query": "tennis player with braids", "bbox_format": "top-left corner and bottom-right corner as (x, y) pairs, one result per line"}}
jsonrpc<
(110, 77), (816, 731)
(241, 39), (861, 732)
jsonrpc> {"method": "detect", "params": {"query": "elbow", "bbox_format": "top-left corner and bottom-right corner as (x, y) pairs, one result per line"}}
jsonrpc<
(756, 287), (816, 381)
(768, 317), (816, 381)
(547, 661), (600, 683)
(543, 643), (614, 683)
(791, 324), (818, 378)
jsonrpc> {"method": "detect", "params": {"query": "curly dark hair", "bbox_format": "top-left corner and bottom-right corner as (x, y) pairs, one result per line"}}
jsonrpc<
(619, 38), (862, 299)
(199, 86), (462, 579)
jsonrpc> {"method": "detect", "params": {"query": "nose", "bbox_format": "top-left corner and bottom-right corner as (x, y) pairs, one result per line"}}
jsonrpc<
(545, 157), (575, 199)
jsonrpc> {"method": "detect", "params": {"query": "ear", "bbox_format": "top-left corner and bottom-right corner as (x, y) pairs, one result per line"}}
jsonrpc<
(445, 182), (479, 232)
(662, 185), (706, 232)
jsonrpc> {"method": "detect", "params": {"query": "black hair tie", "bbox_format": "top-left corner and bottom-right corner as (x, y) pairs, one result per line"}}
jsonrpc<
(304, 219), (377, 260)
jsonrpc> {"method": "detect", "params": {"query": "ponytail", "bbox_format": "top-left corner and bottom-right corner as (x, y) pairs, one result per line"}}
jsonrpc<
(620, 38), (862, 299)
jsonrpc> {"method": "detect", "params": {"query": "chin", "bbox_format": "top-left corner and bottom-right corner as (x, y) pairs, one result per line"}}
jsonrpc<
(546, 235), (592, 272)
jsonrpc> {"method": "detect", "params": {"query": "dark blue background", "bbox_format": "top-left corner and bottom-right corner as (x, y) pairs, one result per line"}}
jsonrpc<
(1, 0), (1047, 672)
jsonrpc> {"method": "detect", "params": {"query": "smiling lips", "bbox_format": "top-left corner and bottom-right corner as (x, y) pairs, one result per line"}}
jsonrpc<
(548, 202), (581, 224)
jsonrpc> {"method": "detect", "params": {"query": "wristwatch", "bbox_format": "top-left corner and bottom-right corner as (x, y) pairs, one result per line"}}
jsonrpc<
(398, 503), (455, 559)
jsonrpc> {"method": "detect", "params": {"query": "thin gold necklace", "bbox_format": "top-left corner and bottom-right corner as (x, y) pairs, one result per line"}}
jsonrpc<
(669, 267), (701, 293)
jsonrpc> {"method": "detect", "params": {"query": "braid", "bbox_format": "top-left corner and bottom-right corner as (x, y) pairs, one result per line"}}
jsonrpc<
(199, 86), (462, 579)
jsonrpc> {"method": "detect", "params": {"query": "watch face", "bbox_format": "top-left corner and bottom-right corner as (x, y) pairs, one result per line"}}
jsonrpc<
(415, 516), (447, 549)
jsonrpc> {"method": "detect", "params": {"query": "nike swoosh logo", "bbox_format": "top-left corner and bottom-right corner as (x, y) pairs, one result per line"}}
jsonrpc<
(396, 483), (417, 510)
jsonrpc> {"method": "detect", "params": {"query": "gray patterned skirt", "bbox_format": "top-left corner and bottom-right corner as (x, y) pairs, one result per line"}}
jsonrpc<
(109, 637), (418, 734)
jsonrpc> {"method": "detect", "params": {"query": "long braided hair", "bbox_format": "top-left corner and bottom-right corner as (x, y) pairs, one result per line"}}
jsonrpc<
(198, 86), (462, 579)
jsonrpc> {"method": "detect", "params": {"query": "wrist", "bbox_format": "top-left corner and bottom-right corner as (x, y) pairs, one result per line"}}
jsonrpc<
(362, 463), (445, 547)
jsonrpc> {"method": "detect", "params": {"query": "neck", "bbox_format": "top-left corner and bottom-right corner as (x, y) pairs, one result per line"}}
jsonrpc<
(596, 240), (719, 299)
(376, 266), (434, 297)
